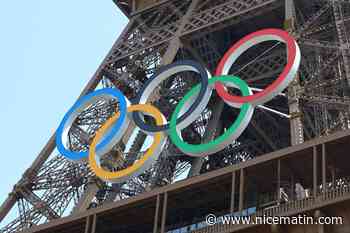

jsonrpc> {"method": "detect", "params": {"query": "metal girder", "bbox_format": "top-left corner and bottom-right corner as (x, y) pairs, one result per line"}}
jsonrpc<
(4, 1), (350, 232)
(1, 207), (41, 233)
(301, 15), (350, 36)
(332, 0), (350, 86)
(235, 50), (286, 83)
(107, 0), (190, 64)
(286, 0), (304, 145)
(295, 3), (331, 37)
(0, 155), (90, 233)
(15, 188), (59, 220)
(188, 100), (225, 177)
(304, 51), (341, 85)
(183, 0), (278, 35)
(107, 0), (279, 63)
(301, 93), (350, 107)
(327, 0), (350, 3)
(84, 0), (203, 201)
(299, 38), (346, 50)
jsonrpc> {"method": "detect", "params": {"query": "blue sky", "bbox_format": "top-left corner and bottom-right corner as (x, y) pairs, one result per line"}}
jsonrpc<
(0, 0), (127, 219)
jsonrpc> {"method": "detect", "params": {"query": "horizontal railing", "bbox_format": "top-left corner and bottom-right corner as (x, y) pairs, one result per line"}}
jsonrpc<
(188, 185), (350, 233)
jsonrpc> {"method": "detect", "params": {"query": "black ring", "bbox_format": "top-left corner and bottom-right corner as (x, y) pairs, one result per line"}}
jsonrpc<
(132, 60), (210, 132)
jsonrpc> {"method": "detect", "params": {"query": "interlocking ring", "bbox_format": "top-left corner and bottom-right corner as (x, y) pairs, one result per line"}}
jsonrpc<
(56, 88), (129, 161)
(56, 28), (301, 183)
(215, 28), (301, 107)
(89, 104), (167, 183)
(132, 60), (212, 133)
(169, 75), (254, 157)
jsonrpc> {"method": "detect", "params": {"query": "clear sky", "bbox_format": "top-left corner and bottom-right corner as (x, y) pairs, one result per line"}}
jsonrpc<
(0, 0), (127, 221)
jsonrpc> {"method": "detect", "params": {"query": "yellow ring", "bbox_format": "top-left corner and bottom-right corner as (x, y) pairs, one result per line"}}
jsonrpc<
(88, 104), (164, 183)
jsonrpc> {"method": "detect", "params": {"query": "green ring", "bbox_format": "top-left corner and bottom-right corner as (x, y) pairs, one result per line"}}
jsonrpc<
(169, 75), (252, 155)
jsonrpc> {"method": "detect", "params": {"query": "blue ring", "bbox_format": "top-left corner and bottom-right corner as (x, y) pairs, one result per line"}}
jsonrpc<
(56, 88), (127, 161)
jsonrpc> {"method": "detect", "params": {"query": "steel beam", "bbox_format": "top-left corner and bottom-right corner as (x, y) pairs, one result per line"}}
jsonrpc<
(153, 195), (160, 233)
(277, 159), (281, 204)
(239, 168), (244, 212)
(333, 1), (350, 87)
(108, 0), (279, 63)
(286, 0), (304, 146)
(322, 143), (327, 193)
(313, 146), (318, 197)
(188, 100), (225, 177)
(230, 171), (236, 213)
(160, 192), (168, 233)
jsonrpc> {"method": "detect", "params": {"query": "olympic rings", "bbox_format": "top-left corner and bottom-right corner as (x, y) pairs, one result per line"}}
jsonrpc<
(215, 28), (301, 107)
(89, 104), (167, 183)
(132, 60), (212, 133)
(169, 76), (254, 157)
(56, 88), (129, 161)
(55, 28), (301, 183)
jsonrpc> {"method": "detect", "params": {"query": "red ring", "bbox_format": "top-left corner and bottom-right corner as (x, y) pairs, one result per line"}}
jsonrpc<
(214, 29), (297, 105)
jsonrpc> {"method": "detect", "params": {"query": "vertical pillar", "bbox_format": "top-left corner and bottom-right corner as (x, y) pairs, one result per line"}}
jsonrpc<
(239, 169), (245, 212)
(131, 0), (136, 12)
(84, 215), (91, 233)
(153, 195), (161, 233)
(183, 0), (225, 178)
(285, 0), (304, 145)
(315, 210), (325, 233)
(160, 192), (168, 233)
(332, 1), (350, 89)
(331, 167), (336, 187)
(161, 0), (199, 65)
(290, 175), (295, 200)
(230, 171), (236, 213)
(73, 178), (100, 213)
(277, 160), (281, 204)
(322, 144), (327, 193)
(313, 146), (318, 197)
(91, 214), (97, 233)
(188, 102), (225, 177)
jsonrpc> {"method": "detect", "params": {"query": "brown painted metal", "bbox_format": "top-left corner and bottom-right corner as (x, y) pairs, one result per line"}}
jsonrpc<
(160, 192), (167, 233)
(153, 194), (160, 233)
(16, 129), (350, 233)
(322, 143), (327, 192)
(3, 1), (350, 231)
(84, 215), (90, 233)
(230, 171), (236, 213)
(277, 159), (281, 204)
(239, 169), (244, 212)
(90, 215), (96, 233)
(313, 146), (317, 197)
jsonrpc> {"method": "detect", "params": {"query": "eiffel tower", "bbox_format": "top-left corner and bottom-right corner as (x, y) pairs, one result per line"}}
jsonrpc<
(2, 0), (350, 232)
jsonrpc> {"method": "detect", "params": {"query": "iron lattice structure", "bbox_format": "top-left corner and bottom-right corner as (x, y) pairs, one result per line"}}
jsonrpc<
(2, 0), (350, 232)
